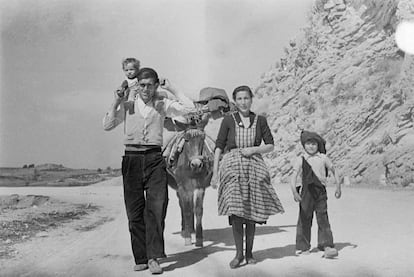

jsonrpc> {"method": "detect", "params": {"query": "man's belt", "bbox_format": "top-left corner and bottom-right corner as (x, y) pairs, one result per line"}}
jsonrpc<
(125, 144), (161, 154)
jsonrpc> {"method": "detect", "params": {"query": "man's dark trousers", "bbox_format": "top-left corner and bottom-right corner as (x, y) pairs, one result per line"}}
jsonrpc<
(296, 158), (334, 251)
(122, 150), (168, 265)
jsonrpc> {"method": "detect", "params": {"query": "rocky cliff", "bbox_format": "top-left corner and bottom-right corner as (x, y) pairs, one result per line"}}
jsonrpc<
(256, 0), (414, 187)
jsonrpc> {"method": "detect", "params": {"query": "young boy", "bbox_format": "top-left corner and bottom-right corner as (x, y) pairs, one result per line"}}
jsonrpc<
(290, 130), (341, 259)
(116, 58), (141, 100)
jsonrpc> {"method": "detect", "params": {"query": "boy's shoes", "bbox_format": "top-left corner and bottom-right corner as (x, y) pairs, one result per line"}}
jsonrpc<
(229, 255), (244, 269)
(148, 259), (163, 274)
(295, 249), (310, 256)
(323, 247), (338, 259)
(133, 263), (148, 271)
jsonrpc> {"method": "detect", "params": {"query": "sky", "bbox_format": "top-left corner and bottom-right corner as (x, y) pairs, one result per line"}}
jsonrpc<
(0, 0), (312, 169)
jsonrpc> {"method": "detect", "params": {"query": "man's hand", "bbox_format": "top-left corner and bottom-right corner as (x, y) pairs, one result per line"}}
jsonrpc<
(159, 77), (171, 91)
(113, 91), (125, 106)
(293, 191), (302, 202)
(335, 187), (341, 199)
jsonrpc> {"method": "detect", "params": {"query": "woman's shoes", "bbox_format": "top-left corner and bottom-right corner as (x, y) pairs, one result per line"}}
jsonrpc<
(246, 257), (257, 264)
(229, 255), (244, 269)
(229, 255), (257, 268)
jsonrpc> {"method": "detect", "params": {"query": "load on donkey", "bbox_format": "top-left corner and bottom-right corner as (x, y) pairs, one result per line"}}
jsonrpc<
(162, 87), (234, 247)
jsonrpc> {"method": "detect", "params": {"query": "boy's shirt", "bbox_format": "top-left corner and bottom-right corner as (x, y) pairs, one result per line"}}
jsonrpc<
(126, 78), (138, 87)
(126, 78), (139, 101)
(293, 153), (333, 186)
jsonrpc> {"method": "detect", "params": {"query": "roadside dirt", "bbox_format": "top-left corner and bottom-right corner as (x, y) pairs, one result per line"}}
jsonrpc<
(0, 194), (102, 259)
(1, 178), (413, 277)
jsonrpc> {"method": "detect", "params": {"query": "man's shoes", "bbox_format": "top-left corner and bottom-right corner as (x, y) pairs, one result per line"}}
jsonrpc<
(148, 258), (163, 274)
(133, 263), (148, 271)
(295, 249), (310, 256)
(323, 247), (338, 259)
(229, 255), (244, 269)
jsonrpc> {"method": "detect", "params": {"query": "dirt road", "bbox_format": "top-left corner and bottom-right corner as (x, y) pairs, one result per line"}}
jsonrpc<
(1, 178), (413, 277)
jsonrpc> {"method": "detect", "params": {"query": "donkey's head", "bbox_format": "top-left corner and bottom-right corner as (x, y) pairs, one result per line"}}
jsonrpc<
(182, 128), (209, 174)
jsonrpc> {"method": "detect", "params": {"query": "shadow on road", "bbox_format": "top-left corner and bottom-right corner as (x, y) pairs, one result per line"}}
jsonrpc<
(254, 244), (297, 262)
(165, 222), (357, 272)
(251, 241), (358, 264)
(335, 242), (358, 251)
(172, 224), (295, 246)
(164, 224), (296, 271)
(162, 243), (230, 272)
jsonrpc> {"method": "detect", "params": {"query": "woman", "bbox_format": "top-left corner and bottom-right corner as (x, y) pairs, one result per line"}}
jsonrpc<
(211, 85), (284, 268)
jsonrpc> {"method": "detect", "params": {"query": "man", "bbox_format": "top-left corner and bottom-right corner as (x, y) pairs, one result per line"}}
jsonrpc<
(103, 68), (194, 274)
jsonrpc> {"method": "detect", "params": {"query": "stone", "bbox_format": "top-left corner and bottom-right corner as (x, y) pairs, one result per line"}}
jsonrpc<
(255, 0), (414, 188)
(36, 232), (49, 238)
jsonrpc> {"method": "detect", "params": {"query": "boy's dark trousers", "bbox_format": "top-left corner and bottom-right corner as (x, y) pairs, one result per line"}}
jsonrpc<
(296, 158), (334, 251)
(122, 150), (168, 265)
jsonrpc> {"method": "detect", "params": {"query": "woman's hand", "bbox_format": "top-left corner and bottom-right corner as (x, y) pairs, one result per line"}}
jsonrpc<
(293, 191), (302, 202)
(210, 171), (219, 189)
(240, 147), (256, 157)
(335, 187), (342, 199)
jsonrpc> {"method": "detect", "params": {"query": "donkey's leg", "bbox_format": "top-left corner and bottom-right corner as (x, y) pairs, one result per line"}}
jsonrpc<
(194, 188), (206, 247)
(177, 190), (185, 237)
(178, 187), (193, 246)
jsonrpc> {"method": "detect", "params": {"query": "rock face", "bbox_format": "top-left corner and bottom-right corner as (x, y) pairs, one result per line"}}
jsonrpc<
(256, 0), (414, 187)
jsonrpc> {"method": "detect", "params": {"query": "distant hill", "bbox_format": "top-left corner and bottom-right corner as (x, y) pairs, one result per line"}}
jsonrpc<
(0, 164), (121, 187)
(35, 163), (65, 171)
(256, 0), (414, 187)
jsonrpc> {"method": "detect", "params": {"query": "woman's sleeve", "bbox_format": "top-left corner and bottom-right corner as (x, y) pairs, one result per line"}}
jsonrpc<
(260, 116), (274, 145)
(215, 116), (230, 151)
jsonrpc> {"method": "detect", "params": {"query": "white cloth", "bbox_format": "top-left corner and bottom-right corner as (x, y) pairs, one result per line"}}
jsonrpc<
(294, 153), (333, 186)
(126, 78), (138, 87)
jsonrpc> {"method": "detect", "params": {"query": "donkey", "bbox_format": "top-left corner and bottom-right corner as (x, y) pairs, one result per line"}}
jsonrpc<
(165, 117), (214, 247)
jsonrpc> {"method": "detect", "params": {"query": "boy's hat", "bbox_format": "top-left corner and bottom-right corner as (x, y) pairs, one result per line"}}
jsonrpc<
(300, 130), (326, 154)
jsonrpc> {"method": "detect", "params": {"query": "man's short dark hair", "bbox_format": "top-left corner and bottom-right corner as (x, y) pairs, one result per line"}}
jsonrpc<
(137, 67), (159, 83)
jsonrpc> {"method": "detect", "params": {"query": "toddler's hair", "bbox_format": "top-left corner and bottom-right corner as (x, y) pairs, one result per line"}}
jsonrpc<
(122, 58), (140, 71)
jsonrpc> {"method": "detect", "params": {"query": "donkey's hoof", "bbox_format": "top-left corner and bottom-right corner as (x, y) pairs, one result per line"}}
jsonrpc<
(184, 237), (192, 246)
(195, 239), (203, 247)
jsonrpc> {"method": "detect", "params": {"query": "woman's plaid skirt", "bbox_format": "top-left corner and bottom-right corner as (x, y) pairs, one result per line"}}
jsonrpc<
(218, 149), (284, 222)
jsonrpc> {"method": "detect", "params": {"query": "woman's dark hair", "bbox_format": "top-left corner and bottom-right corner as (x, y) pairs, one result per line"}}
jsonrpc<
(137, 67), (159, 83)
(232, 85), (253, 100)
(122, 58), (140, 71)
